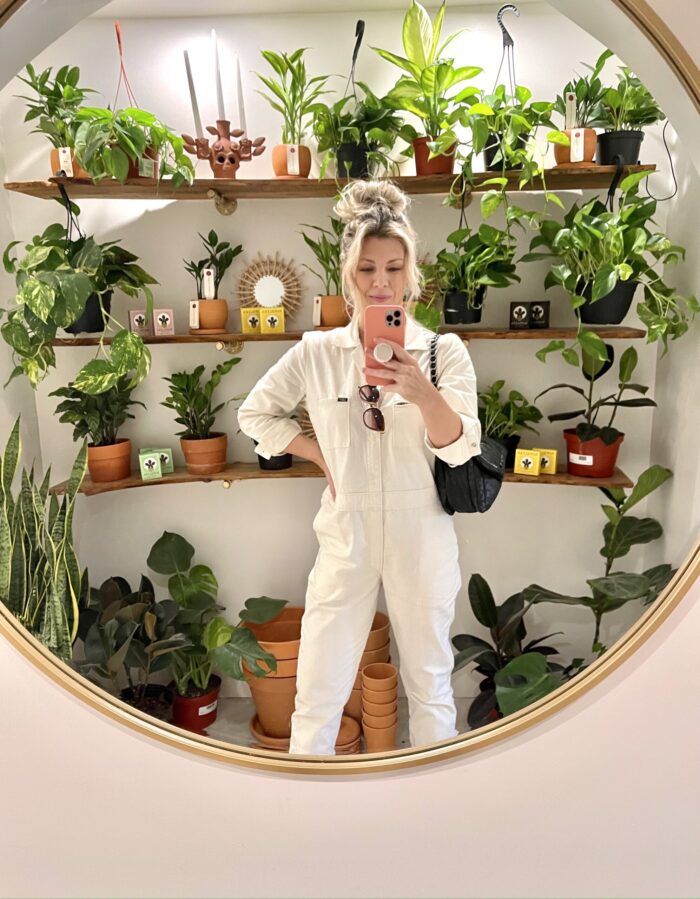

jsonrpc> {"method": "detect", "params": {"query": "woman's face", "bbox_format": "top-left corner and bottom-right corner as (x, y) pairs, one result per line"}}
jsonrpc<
(353, 236), (408, 316)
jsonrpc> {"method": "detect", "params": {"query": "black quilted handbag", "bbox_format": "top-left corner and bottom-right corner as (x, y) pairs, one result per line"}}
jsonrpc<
(429, 334), (507, 515)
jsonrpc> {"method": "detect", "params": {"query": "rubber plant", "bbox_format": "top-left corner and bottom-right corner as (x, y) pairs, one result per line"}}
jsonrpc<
(0, 418), (88, 663)
(2, 219), (156, 392)
(522, 464), (676, 656)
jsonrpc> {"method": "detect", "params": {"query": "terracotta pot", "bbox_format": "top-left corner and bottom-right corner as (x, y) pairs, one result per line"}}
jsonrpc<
(49, 148), (91, 180)
(363, 720), (398, 752)
(88, 438), (131, 483)
(553, 128), (597, 166)
(271, 144), (311, 178)
(319, 295), (350, 328)
(247, 655), (298, 678)
(244, 671), (297, 738)
(364, 612), (390, 651)
(267, 606), (305, 625)
(195, 299), (229, 332)
(245, 620), (301, 660)
(363, 698), (397, 717)
(359, 640), (391, 668)
(126, 145), (159, 179)
(172, 675), (221, 732)
(412, 137), (455, 175)
(363, 710), (398, 728)
(180, 433), (227, 475)
(362, 684), (397, 704)
(344, 687), (363, 720)
(249, 713), (360, 752)
(563, 428), (625, 478)
(362, 663), (398, 691)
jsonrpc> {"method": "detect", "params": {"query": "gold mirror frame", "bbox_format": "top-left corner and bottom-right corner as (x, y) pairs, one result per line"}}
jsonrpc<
(0, 0), (698, 775)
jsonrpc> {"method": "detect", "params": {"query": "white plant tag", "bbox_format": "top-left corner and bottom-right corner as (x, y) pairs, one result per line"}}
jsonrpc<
(286, 145), (300, 176)
(202, 268), (216, 299)
(189, 300), (200, 329)
(58, 147), (73, 177)
(570, 129), (584, 163)
(199, 700), (218, 716)
(138, 157), (156, 178)
(564, 92), (576, 130)
(312, 295), (322, 327)
(569, 452), (593, 466)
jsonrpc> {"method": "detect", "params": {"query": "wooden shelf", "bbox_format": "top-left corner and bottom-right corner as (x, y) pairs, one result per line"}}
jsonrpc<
(50, 461), (633, 496)
(50, 324), (646, 347)
(4, 165), (656, 202)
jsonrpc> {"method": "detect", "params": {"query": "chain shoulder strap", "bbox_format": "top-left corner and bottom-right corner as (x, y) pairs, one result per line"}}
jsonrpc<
(429, 333), (439, 387)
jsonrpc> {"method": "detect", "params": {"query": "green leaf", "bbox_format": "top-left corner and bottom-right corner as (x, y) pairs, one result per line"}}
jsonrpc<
(402, 0), (432, 70)
(238, 595), (288, 624)
(587, 573), (650, 601)
(201, 616), (234, 652)
(467, 573), (498, 628)
(602, 516), (663, 559)
(147, 530), (195, 575)
(72, 359), (120, 395)
(480, 190), (504, 220)
(620, 465), (672, 514)
(494, 653), (562, 717)
(110, 329), (144, 373)
(212, 626), (277, 680)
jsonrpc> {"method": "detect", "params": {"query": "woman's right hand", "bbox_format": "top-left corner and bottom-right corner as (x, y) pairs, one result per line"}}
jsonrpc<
(284, 434), (336, 501)
(316, 454), (336, 502)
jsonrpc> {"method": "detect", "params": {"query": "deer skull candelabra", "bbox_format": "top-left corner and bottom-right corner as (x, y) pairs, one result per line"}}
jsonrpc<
(182, 120), (266, 178)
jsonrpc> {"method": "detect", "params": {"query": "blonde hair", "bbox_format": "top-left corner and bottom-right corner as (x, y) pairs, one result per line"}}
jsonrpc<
(333, 180), (422, 322)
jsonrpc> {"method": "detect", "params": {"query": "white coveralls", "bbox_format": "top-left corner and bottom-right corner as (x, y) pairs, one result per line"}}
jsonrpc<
(237, 315), (481, 755)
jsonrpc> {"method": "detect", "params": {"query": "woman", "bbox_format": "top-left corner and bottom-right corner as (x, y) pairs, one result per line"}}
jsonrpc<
(237, 180), (481, 756)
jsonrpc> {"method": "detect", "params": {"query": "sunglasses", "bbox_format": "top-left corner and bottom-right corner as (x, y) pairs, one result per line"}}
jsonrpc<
(358, 384), (385, 432)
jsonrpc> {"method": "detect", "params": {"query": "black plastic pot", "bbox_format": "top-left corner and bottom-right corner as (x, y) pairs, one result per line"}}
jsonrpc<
(336, 141), (370, 179)
(253, 440), (293, 470)
(496, 434), (521, 470)
(120, 684), (173, 721)
(64, 291), (112, 335)
(444, 287), (486, 325)
(596, 130), (644, 166)
(483, 133), (528, 171)
(580, 280), (638, 325)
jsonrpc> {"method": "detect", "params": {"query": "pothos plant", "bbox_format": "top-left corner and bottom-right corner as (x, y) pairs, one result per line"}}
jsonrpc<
(16, 63), (95, 149)
(1, 220), (156, 392)
(478, 380), (543, 441)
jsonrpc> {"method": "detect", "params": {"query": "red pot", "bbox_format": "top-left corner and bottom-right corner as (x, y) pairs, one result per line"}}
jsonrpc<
(413, 137), (455, 175)
(172, 675), (221, 732)
(563, 428), (625, 478)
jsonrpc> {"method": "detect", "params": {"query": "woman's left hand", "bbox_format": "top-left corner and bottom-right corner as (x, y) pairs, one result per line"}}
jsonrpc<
(362, 339), (437, 407)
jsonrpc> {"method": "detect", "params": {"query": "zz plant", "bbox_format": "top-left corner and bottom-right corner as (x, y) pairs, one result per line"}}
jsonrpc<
(184, 230), (243, 298)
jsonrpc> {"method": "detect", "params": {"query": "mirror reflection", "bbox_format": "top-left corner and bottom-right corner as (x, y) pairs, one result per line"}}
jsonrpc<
(254, 274), (286, 307)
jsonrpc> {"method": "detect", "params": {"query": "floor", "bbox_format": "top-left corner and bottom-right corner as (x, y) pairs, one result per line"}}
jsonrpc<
(207, 696), (475, 752)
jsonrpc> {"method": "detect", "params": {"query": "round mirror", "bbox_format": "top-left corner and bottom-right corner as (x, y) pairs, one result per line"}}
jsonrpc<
(254, 275), (285, 307)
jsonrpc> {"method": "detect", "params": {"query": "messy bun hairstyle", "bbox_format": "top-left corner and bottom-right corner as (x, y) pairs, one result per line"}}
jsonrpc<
(333, 180), (422, 320)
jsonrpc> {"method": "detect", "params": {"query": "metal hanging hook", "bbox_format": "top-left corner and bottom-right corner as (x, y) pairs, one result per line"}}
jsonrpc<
(493, 4), (520, 95)
(497, 4), (519, 49)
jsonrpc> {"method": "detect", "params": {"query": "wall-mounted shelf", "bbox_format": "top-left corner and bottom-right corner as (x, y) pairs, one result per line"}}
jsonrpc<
(50, 461), (633, 496)
(50, 324), (646, 348)
(4, 165), (656, 202)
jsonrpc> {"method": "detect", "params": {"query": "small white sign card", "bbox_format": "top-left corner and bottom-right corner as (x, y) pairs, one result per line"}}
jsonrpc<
(129, 309), (153, 337)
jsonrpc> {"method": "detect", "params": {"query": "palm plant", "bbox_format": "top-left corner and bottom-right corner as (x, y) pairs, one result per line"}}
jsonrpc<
(299, 217), (343, 295)
(255, 48), (330, 144)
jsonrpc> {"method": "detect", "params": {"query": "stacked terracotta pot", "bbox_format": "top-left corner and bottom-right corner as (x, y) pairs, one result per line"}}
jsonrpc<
(344, 612), (391, 722)
(361, 663), (399, 752)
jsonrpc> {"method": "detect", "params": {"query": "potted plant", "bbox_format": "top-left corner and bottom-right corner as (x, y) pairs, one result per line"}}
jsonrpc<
(145, 531), (282, 732)
(452, 572), (582, 729)
(523, 464), (675, 656)
(423, 223), (521, 324)
(299, 216), (349, 327)
(373, 0), (481, 175)
(184, 229), (243, 333)
(0, 418), (88, 664)
(17, 63), (95, 178)
(312, 81), (404, 179)
(50, 374), (145, 483)
(534, 344), (656, 478)
(255, 48), (330, 179)
(595, 56), (665, 165)
(2, 220), (156, 392)
(162, 358), (241, 475)
(478, 380), (543, 469)
(74, 574), (190, 720)
(523, 171), (699, 355)
(552, 50), (611, 166)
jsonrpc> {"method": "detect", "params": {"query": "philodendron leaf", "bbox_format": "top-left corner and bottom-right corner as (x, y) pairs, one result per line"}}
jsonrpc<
(212, 625), (277, 680)
(202, 616), (234, 652)
(147, 530), (195, 575)
(238, 595), (289, 625)
(494, 652), (562, 717)
(168, 564), (218, 606)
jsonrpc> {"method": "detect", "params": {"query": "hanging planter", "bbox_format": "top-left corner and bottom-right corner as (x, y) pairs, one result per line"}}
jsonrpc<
(580, 280), (638, 325)
(172, 675), (222, 732)
(336, 140), (370, 178)
(483, 132), (529, 171)
(49, 148), (91, 180)
(443, 286), (486, 325)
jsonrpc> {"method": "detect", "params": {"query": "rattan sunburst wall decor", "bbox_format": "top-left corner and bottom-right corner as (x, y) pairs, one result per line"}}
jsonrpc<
(237, 252), (304, 320)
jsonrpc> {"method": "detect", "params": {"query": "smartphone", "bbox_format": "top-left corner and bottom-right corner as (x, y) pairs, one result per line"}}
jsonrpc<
(363, 304), (406, 386)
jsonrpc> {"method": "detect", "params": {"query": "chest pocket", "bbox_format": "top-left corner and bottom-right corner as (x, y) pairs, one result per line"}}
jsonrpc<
(315, 397), (351, 448)
(391, 401), (424, 447)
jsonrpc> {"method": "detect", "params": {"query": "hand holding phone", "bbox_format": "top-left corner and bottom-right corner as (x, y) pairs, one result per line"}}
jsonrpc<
(363, 305), (406, 386)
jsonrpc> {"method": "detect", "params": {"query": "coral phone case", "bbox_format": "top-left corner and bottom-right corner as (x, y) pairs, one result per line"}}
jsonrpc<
(363, 304), (406, 386)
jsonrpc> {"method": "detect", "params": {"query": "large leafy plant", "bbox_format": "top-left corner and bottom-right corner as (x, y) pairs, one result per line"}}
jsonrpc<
(523, 464), (675, 656)
(2, 220), (156, 392)
(183, 229), (243, 298)
(478, 380), (543, 441)
(255, 48), (330, 145)
(50, 375), (146, 447)
(534, 344), (656, 446)
(17, 63), (94, 148)
(373, 0), (481, 155)
(0, 418), (88, 663)
(146, 531), (284, 697)
(299, 216), (344, 295)
(599, 63), (665, 132)
(162, 358), (241, 440)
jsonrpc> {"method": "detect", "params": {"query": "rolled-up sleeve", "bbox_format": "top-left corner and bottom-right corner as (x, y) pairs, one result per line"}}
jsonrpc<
(237, 337), (307, 460)
(424, 333), (482, 467)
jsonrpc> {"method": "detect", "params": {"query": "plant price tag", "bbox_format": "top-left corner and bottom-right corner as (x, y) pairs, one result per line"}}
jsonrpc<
(189, 300), (200, 329)
(569, 452), (593, 465)
(199, 700), (218, 716)
(565, 92), (576, 130)
(570, 129), (584, 163)
(202, 268), (216, 299)
(138, 157), (156, 178)
(286, 145), (300, 176)
(58, 147), (74, 177)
